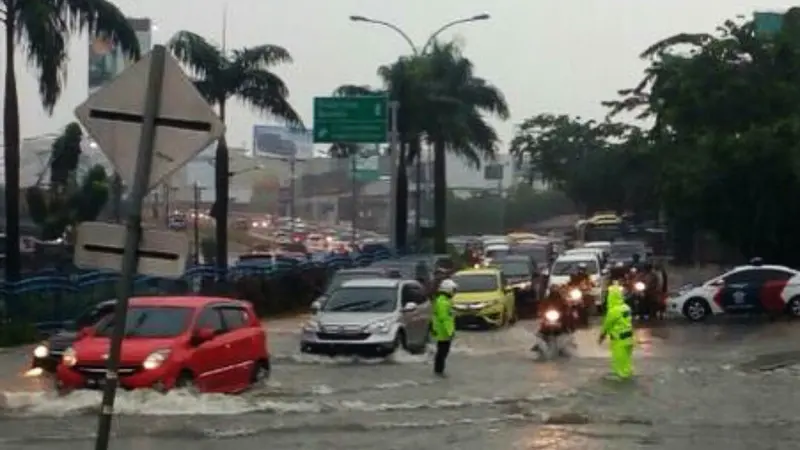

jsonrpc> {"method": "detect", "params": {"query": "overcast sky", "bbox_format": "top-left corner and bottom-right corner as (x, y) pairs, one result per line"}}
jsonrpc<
(1, 0), (793, 152)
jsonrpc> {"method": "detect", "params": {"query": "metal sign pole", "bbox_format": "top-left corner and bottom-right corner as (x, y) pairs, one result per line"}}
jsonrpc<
(351, 153), (358, 245)
(388, 101), (400, 252)
(93, 45), (167, 450)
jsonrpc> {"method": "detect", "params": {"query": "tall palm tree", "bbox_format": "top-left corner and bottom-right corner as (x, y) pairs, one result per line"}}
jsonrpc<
(168, 31), (302, 273)
(2, 0), (139, 281)
(377, 56), (431, 251)
(418, 42), (509, 252)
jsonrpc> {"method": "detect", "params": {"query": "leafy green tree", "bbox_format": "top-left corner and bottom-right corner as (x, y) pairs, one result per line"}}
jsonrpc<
(25, 126), (110, 240)
(509, 114), (656, 215)
(2, 0), (139, 280)
(605, 9), (800, 263)
(168, 31), (302, 271)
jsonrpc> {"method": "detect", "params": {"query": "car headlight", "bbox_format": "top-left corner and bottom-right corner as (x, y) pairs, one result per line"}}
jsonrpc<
(471, 302), (488, 309)
(634, 281), (646, 292)
(569, 289), (582, 301)
(142, 349), (171, 370)
(62, 347), (77, 367)
(32, 344), (49, 359)
(366, 320), (392, 334)
(544, 310), (560, 322)
(302, 320), (320, 332)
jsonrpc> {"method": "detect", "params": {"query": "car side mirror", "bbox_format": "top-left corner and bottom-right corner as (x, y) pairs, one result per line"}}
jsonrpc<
(191, 327), (215, 346)
(402, 302), (418, 312)
(601, 268), (609, 275)
(541, 269), (549, 276)
(76, 327), (93, 339)
(708, 279), (723, 287)
(310, 300), (322, 312)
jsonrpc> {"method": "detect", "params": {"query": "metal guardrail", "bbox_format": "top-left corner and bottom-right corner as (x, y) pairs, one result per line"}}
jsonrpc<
(0, 248), (393, 328)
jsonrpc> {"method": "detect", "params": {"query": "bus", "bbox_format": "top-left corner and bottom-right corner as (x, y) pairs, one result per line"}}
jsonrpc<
(575, 213), (625, 244)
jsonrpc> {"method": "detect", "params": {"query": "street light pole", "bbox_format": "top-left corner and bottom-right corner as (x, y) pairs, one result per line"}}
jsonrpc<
(349, 13), (490, 249)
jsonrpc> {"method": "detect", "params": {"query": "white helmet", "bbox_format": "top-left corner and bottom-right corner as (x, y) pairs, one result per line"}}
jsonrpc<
(439, 279), (458, 294)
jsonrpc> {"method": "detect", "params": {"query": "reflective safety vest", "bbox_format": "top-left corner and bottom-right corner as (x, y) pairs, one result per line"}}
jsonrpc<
(603, 284), (633, 341)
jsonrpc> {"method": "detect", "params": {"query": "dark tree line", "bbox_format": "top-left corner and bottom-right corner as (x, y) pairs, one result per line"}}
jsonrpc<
(512, 9), (800, 265)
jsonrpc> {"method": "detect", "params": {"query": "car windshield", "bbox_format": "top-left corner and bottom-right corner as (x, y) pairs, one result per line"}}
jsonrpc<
(485, 248), (510, 259)
(585, 225), (623, 242)
(94, 306), (193, 338)
(610, 244), (646, 259)
(452, 273), (499, 292)
(494, 261), (530, 277)
(514, 246), (547, 262)
(551, 260), (599, 276)
(321, 287), (397, 313)
(327, 271), (384, 291)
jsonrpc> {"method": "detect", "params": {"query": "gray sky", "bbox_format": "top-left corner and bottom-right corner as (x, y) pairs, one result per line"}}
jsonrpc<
(1, 0), (792, 151)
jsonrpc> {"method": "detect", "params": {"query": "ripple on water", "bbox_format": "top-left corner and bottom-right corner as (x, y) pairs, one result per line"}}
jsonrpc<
(0, 385), (576, 418)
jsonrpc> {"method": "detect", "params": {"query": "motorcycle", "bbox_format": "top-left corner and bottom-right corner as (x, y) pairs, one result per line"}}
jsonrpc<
(625, 273), (662, 320)
(531, 307), (574, 360)
(563, 283), (591, 327)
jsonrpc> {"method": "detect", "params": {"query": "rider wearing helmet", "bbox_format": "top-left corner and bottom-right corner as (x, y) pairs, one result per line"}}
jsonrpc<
(569, 262), (590, 287)
(432, 279), (457, 377)
(538, 284), (576, 333)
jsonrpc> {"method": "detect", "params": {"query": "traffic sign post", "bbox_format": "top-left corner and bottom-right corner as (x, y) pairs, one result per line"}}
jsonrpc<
(74, 222), (189, 278)
(313, 96), (388, 143)
(351, 149), (380, 182)
(73, 45), (225, 450)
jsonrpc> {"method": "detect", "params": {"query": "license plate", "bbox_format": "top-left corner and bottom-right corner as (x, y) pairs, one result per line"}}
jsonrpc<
(86, 378), (106, 389)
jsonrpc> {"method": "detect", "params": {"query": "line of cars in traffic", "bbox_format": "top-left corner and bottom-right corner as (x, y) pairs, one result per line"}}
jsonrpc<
(31, 232), (800, 396)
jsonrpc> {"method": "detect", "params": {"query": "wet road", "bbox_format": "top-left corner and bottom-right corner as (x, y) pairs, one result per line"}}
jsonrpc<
(1, 316), (800, 449)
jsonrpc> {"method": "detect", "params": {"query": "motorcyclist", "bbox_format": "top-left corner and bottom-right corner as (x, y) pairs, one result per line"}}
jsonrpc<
(538, 285), (575, 332)
(629, 253), (643, 272)
(598, 266), (635, 379)
(569, 263), (590, 288)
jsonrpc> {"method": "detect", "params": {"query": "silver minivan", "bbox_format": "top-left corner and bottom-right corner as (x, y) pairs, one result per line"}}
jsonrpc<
(300, 278), (432, 357)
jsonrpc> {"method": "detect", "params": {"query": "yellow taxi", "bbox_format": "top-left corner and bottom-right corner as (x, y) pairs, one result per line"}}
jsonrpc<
(450, 268), (516, 328)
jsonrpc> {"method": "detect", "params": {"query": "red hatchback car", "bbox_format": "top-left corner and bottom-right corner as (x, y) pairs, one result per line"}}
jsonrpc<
(56, 296), (269, 394)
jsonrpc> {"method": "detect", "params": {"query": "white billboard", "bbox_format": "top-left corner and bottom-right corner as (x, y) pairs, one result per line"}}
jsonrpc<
(252, 125), (313, 160)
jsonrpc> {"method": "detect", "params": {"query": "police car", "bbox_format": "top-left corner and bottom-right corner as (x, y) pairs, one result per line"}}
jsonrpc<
(667, 263), (800, 321)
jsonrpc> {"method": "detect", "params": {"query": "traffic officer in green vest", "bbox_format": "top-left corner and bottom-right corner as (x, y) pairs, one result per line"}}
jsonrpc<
(598, 266), (635, 380)
(432, 279), (457, 377)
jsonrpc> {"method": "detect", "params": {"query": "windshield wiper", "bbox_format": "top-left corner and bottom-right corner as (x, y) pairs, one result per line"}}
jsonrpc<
(327, 300), (375, 312)
(125, 313), (149, 337)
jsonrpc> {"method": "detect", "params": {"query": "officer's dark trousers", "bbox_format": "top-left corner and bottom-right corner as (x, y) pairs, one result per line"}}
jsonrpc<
(434, 340), (452, 374)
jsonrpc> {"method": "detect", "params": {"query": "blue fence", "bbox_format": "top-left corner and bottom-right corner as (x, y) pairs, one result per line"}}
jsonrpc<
(0, 248), (393, 329)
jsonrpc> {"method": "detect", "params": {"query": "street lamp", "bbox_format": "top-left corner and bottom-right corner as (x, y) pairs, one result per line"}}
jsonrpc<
(349, 13), (490, 248)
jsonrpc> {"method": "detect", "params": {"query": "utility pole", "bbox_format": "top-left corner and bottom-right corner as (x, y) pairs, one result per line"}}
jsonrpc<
(289, 153), (297, 233)
(192, 182), (207, 264)
(163, 183), (171, 228)
(351, 154), (358, 244)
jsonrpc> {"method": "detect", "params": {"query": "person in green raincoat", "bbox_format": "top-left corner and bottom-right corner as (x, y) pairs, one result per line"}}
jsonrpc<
(598, 267), (634, 379)
(431, 279), (457, 377)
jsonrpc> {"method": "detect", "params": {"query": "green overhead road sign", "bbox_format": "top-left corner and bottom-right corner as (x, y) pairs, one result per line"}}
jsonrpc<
(313, 96), (388, 143)
(352, 148), (380, 182)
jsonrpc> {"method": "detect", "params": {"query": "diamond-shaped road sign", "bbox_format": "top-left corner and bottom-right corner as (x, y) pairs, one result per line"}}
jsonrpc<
(75, 51), (225, 191)
(74, 222), (189, 278)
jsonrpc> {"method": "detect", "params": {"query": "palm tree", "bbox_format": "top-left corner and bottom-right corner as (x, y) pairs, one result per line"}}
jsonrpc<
(377, 56), (432, 251)
(416, 42), (509, 252)
(168, 31), (302, 273)
(2, 0), (139, 281)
